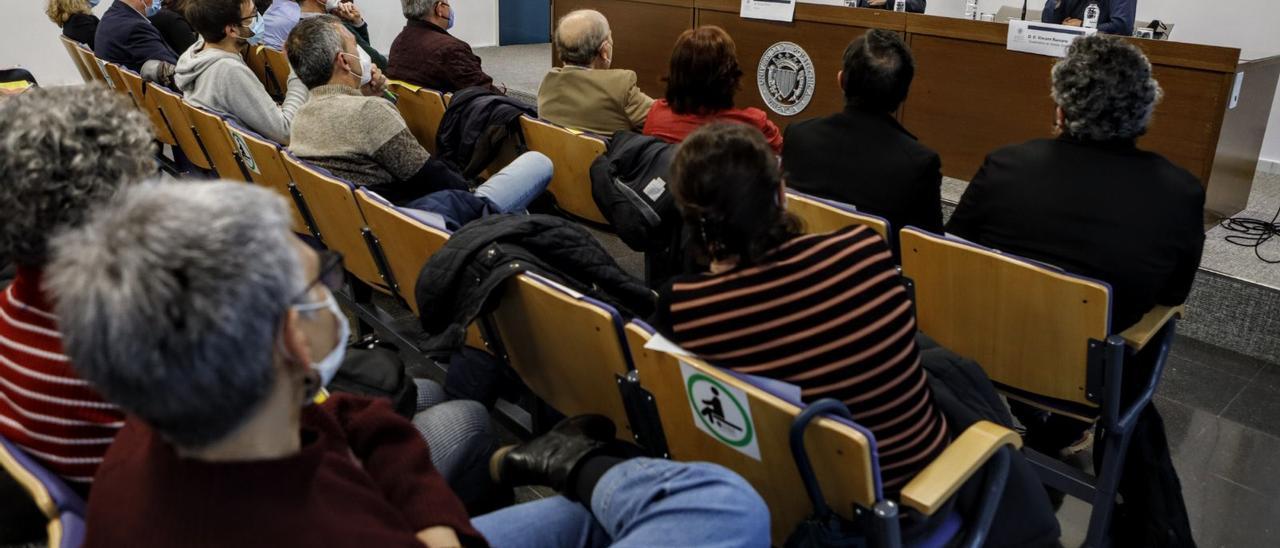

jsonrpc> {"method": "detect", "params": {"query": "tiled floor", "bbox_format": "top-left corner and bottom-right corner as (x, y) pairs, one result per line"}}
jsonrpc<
(1054, 336), (1280, 547)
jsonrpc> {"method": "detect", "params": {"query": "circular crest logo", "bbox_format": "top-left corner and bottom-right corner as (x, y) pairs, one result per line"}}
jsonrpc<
(757, 41), (816, 117)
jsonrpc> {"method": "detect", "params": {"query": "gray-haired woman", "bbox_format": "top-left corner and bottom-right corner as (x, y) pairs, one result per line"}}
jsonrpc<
(946, 34), (1200, 544)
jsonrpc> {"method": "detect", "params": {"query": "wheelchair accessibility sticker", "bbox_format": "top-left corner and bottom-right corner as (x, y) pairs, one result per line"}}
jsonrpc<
(681, 361), (761, 461)
(229, 133), (260, 175)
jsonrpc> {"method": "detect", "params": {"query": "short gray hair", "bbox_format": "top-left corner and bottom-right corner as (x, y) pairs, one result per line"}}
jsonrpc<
(286, 14), (347, 88)
(0, 85), (153, 267)
(556, 10), (610, 66)
(46, 181), (306, 449)
(1052, 35), (1162, 141)
(402, 0), (444, 20)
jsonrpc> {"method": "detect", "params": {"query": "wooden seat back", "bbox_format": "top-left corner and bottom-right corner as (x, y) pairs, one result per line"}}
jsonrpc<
(97, 62), (133, 102)
(282, 155), (388, 292)
(59, 36), (93, 82)
(182, 101), (249, 181)
(147, 82), (214, 170)
(115, 68), (177, 146)
(353, 188), (452, 315)
(518, 116), (609, 224)
(261, 47), (292, 94)
(624, 322), (876, 547)
(786, 190), (891, 243)
(899, 228), (1110, 410)
(243, 46), (276, 95)
(488, 273), (636, 439)
(224, 124), (312, 234)
(74, 44), (108, 84)
(389, 81), (448, 155)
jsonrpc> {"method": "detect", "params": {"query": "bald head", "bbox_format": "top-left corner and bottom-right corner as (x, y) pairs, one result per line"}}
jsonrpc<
(556, 9), (612, 68)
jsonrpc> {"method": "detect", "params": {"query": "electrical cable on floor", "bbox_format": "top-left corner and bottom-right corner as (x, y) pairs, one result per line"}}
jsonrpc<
(1219, 203), (1280, 264)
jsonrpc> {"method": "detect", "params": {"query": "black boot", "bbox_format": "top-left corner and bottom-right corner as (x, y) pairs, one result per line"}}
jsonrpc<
(489, 414), (616, 492)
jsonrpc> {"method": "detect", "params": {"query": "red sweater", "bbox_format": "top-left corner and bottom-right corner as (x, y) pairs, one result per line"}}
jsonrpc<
(642, 99), (784, 154)
(84, 395), (487, 547)
(0, 266), (123, 485)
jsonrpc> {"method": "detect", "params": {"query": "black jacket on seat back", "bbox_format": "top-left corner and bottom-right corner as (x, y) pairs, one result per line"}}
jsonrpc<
(415, 214), (655, 355)
(589, 131), (680, 253)
(436, 86), (536, 179)
(783, 107), (944, 235)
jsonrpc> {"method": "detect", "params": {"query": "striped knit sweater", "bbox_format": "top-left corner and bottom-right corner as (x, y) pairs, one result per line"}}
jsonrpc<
(655, 226), (949, 494)
(0, 267), (123, 485)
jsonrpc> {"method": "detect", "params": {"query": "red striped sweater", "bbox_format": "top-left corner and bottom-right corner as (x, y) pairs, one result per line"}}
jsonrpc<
(655, 226), (949, 495)
(0, 266), (123, 485)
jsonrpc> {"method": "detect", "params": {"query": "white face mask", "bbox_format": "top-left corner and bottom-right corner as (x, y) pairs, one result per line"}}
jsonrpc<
(291, 289), (349, 388)
(325, 0), (343, 11)
(342, 49), (372, 87)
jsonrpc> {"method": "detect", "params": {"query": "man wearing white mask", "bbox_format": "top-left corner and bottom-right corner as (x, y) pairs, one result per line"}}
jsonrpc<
(177, 0), (309, 144)
(388, 0), (503, 94)
(95, 0), (178, 72)
(288, 15), (551, 230)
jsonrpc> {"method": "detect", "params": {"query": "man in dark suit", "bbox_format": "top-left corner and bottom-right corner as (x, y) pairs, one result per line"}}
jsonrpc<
(783, 29), (943, 236)
(858, 0), (925, 13)
(1042, 0), (1138, 36)
(95, 0), (178, 73)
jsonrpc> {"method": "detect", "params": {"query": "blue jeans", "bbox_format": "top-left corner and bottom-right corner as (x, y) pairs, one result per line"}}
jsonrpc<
(472, 151), (553, 213)
(472, 458), (770, 548)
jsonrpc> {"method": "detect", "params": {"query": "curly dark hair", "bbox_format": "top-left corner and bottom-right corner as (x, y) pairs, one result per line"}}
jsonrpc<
(663, 26), (744, 116)
(670, 123), (802, 267)
(0, 85), (154, 267)
(1052, 34), (1162, 141)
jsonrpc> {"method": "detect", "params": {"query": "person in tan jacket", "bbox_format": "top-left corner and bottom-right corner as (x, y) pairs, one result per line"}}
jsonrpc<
(537, 9), (654, 136)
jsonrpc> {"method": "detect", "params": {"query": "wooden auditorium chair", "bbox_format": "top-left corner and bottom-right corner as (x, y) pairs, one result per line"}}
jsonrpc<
(352, 188), (452, 315)
(260, 47), (292, 98)
(223, 122), (318, 237)
(113, 66), (178, 149)
(58, 36), (93, 83)
(0, 435), (86, 548)
(181, 101), (251, 181)
(388, 80), (449, 155)
(242, 45), (280, 98)
(624, 321), (1021, 548)
(786, 189), (893, 245)
(73, 42), (107, 85)
(147, 82), (215, 172)
(898, 227), (1182, 547)
(518, 116), (610, 224)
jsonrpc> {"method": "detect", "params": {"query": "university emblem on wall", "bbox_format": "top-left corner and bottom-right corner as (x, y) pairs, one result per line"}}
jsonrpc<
(757, 41), (816, 116)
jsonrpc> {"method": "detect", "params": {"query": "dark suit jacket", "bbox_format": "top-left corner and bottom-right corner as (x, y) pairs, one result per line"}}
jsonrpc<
(783, 107), (944, 235)
(386, 20), (498, 94)
(859, 0), (926, 13)
(94, 1), (177, 72)
(63, 13), (99, 49)
(946, 136), (1205, 331)
(1041, 0), (1137, 36)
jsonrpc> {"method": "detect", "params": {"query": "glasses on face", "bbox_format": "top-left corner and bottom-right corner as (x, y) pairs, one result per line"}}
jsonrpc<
(291, 250), (345, 304)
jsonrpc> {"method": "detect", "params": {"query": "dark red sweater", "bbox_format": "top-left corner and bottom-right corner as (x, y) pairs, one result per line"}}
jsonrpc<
(84, 394), (487, 547)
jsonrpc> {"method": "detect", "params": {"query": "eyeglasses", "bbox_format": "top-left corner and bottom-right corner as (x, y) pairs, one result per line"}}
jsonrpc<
(291, 250), (345, 303)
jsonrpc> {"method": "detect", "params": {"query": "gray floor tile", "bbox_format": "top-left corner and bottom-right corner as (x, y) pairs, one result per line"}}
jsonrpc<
(1156, 356), (1251, 415)
(1249, 362), (1280, 392)
(1178, 473), (1280, 548)
(1221, 383), (1280, 439)
(1168, 335), (1267, 380)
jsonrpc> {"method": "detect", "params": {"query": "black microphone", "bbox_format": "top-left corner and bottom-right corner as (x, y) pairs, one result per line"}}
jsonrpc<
(1021, 0), (1029, 21)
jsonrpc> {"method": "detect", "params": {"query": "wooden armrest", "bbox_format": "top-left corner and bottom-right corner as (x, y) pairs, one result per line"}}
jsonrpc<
(899, 421), (1022, 515)
(1119, 305), (1185, 351)
(388, 79), (421, 92)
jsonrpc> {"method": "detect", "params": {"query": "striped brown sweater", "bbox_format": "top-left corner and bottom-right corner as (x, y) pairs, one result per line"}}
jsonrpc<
(654, 226), (949, 494)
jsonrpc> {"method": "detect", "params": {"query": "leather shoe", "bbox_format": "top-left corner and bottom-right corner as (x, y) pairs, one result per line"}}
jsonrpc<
(489, 414), (616, 491)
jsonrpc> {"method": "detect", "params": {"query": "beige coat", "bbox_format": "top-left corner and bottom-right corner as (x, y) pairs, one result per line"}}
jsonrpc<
(536, 66), (654, 135)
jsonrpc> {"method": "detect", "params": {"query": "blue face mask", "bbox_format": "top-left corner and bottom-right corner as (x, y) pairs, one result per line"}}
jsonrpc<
(145, 0), (162, 17)
(446, 4), (456, 29)
(88, 0), (101, 8)
(245, 12), (265, 43)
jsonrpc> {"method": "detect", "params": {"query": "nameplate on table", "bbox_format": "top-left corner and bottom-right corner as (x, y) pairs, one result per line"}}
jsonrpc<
(1006, 20), (1096, 58)
(741, 0), (796, 23)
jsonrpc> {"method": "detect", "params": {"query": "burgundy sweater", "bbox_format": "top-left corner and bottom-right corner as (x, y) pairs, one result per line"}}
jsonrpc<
(84, 394), (487, 547)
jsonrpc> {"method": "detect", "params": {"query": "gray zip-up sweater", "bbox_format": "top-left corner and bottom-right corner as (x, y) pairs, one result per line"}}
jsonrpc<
(175, 40), (307, 144)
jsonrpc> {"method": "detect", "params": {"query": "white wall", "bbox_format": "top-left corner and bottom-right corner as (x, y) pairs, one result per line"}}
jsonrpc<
(0, 0), (499, 88)
(926, 0), (1280, 168)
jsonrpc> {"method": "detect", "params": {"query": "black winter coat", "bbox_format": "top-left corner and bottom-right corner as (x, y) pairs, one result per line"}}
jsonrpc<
(415, 214), (655, 355)
(436, 86), (536, 178)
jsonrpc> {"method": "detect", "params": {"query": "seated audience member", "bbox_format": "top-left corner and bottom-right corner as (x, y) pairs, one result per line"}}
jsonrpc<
(48, 180), (770, 548)
(387, 0), (502, 94)
(46, 0), (100, 49)
(95, 0), (179, 73)
(783, 29), (943, 235)
(150, 0), (198, 55)
(257, 0), (299, 48)
(857, 0), (925, 12)
(537, 9), (653, 135)
(0, 86), (153, 488)
(644, 26), (781, 154)
(651, 123), (949, 497)
(177, 0), (307, 144)
(947, 35), (1204, 457)
(1042, 0), (1136, 36)
(287, 16), (550, 229)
